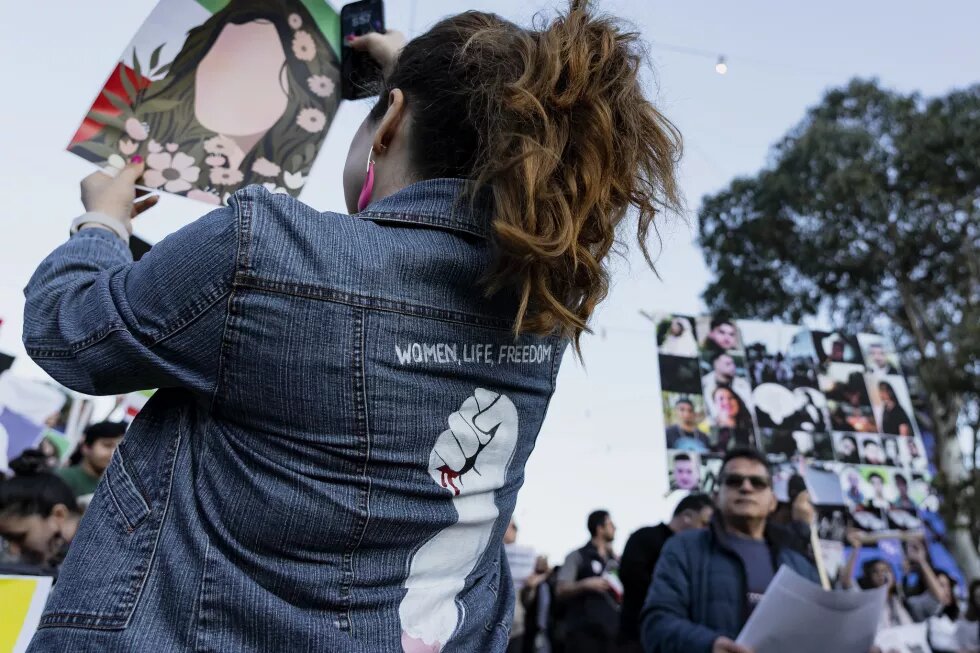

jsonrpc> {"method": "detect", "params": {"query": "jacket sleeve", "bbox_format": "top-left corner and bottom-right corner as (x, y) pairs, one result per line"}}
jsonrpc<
(640, 537), (719, 653)
(22, 202), (239, 398)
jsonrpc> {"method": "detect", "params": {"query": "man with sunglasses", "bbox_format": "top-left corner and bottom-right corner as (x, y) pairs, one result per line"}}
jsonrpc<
(640, 448), (819, 653)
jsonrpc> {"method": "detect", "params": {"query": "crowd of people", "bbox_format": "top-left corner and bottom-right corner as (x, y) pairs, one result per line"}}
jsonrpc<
(500, 449), (980, 653)
(3, 426), (980, 652)
(0, 421), (124, 573)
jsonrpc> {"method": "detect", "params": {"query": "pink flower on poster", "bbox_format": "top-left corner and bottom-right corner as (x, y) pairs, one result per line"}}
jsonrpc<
(144, 151), (201, 193)
(262, 182), (290, 195)
(210, 167), (245, 186)
(252, 157), (281, 177)
(118, 139), (138, 156)
(292, 30), (316, 61)
(187, 189), (222, 205)
(296, 108), (326, 133)
(307, 75), (335, 98)
(124, 117), (148, 141)
(288, 13), (302, 29)
(283, 170), (306, 189)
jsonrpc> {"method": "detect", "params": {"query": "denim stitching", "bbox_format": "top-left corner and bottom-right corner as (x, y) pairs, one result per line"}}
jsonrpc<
(235, 276), (515, 331)
(210, 198), (249, 412)
(38, 423), (182, 630)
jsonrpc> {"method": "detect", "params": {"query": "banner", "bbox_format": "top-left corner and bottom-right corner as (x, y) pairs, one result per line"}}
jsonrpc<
(0, 373), (69, 472)
(655, 314), (962, 587)
(68, 0), (341, 204)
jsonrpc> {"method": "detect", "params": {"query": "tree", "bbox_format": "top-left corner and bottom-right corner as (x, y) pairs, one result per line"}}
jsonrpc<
(698, 78), (980, 576)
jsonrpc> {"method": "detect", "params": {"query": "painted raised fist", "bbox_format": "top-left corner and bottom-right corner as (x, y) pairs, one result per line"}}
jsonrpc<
(429, 388), (519, 497)
(400, 388), (520, 651)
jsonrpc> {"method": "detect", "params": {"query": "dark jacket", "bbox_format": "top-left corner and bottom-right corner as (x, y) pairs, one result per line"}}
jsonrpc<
(640, 517), (819, 653)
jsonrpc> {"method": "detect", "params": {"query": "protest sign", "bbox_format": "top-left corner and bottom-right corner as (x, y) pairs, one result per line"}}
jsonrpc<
(653, 314), (964, 587)
(68, 0), (341, 204)
(0, 373), (68, 472)
(0, 575), (53, 653)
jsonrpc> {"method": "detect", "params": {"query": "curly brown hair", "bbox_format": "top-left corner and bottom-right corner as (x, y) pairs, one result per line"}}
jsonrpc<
(370, 1), (682, 348)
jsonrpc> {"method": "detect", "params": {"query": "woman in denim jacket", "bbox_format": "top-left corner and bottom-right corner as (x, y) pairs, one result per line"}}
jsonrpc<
(23, 3), (680, 651)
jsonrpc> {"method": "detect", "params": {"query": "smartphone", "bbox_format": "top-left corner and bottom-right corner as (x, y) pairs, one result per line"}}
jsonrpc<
(341, 0), (385, 101)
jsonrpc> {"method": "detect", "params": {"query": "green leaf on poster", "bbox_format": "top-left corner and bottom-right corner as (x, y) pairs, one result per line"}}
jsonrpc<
(149, 44), (164, 70)
(86, 110), (125, 130)
(132, 48), (142, 83)
(153, 62), (171, 78)
(138, 99), (180, 114)
(103, 90), (133, 116)
(119, 66), (137, 103)
(74, 141), (116, 161)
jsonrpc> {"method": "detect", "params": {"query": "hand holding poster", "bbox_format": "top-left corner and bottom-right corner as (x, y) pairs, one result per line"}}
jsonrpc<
(68, 0), (341, 204)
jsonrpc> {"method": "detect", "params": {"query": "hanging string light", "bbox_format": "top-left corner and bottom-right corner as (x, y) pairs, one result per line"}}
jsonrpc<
(715, 56), (728, 75)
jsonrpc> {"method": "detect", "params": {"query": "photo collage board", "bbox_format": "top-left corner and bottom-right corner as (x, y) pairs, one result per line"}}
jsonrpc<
(656, 314), (938, 545)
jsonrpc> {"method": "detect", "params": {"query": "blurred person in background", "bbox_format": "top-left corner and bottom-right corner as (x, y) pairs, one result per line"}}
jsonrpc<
(641, 448), (818, 653)
(506, 520), (542, 653)
(58, 421), (125, 499)
(618, 494), (713, 652)
(555, 510), (621, 653)
(957, 580), (980, 653)
(0, 452), (82, 572)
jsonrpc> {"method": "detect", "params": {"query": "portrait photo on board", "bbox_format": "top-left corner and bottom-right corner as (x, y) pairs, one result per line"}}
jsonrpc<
(700, 350), (755, 417)
(658, 355), (704, 395)
(668, 451), (702, 491)
(821, 363), (878, 433)
(869, 376), (919, 437)
(832, 432), (862, 464)
(655, 314), (699, 358)
(738, 321), (820, 390)
(857, 434), (887, 466)
(696, 313), (743, 356)
(812, 331), (864, 367)
(857, 333), (902, 378)
(758, 429), (834, 461)
(708, 411), (757, 454)
(68, 0), (341, 204)
(662, 393), (711, 453)
(899, 436), (930, 472)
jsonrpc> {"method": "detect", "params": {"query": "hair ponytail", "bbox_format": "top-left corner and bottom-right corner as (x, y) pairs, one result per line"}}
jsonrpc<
(372, 1), (681, 348)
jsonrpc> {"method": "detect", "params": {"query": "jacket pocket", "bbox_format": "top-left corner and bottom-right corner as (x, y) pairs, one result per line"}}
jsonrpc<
(38, 429), (180, 630)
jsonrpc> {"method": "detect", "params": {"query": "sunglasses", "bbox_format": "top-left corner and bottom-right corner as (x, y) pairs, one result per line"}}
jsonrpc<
(721, 473), (770, 490)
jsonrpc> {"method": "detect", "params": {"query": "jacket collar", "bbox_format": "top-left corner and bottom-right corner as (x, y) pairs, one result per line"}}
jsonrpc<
(709, 513), (793, 555)
(356, 178), (493, 239)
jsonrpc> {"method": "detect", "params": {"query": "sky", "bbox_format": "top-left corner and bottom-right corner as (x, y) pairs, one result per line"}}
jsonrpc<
(0, 0), (978, 561)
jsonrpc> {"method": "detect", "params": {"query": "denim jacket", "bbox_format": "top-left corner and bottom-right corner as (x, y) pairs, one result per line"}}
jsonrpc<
(23, 179), (565, 652)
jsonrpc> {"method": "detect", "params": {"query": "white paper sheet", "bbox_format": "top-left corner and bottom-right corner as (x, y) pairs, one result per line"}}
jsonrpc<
(736, 566), (886, 653)
(874, 623), (932, 653)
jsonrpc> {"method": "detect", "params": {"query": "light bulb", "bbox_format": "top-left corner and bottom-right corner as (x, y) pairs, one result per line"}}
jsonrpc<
(715, 56), (728, 75)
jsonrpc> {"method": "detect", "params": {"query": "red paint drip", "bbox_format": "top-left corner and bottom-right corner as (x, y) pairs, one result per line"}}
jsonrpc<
(437, 465), (461, 497)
